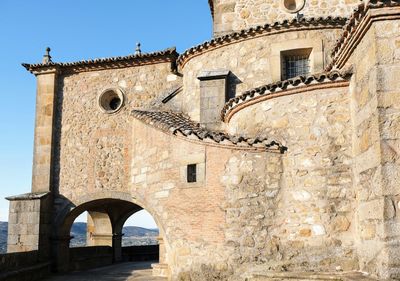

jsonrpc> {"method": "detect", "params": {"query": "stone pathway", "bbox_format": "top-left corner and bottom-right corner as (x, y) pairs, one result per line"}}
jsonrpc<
(44, 261), (167, 281)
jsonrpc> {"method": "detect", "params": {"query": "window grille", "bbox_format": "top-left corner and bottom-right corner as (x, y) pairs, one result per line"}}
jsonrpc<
(187, 164), (197, 183)
(281, 51), (311, 80)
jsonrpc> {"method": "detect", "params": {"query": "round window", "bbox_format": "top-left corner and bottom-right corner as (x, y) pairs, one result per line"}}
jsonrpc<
(98, 89), (125, 114)
(281, 0), (305, 13)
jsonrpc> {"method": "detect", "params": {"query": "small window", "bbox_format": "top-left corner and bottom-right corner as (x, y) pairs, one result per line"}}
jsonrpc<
(187, 164), (197, 183)
(281, 48), (311, 80)
(282, 0), (305, 13)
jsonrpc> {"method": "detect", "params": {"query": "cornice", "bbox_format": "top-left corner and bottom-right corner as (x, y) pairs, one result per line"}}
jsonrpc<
(328, 0), (400, 70)
(6, 192), (50, 201)
(222, 71), (352, 123)
(177, 17), (347, 68)
(22, 47), (179, 75)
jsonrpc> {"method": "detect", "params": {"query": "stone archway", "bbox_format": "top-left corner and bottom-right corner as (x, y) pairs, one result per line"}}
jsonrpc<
(52, 196), (167, 275)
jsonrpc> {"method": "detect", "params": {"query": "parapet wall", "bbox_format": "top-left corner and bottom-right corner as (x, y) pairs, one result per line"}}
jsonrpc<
(0, 251), (50, 281)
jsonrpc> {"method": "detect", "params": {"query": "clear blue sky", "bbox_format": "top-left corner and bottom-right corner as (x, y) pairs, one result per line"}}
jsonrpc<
(0, 0), (212, 228)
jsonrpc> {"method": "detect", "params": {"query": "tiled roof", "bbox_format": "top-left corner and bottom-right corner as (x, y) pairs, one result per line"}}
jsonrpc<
(22, 47), (179, 74)
(132, 110), (286, 153)
(177, 17), (346, 67)
(222, 70), (352, 122)
(329, 0), (400, 70)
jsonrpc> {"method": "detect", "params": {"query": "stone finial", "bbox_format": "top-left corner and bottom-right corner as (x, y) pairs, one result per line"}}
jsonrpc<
(42, 47), (52, 64)
(135, 42), (142, 55)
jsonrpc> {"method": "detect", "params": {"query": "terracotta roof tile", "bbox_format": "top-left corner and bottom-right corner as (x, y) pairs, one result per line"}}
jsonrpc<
(221, 70), (352, 121)
(177, 17), (346, 67)
(22, 47), (179, 74)
(329, 0), (400, 70)
(132, 110), (286, 153)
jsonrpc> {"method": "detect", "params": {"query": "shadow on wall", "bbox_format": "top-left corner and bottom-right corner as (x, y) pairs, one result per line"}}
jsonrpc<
(228, 73), (242, 100)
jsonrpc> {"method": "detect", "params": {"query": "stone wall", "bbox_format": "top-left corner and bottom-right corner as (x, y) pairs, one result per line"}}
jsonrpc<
(7, 194), (52, 256)
(346, 18), (400, 279)
(121, 245), (159, 262)
(178, 29), (341, 123)
(0, 251), (50, 281)
(374, 19), (400, 279)
(12, 3), (400, 280)
(130, 120), (232, 279)
(54, 62), (181, 202)
(226, 85), (357, 273)
(69, 246), (113, 271)
(211, 0), (360, 36)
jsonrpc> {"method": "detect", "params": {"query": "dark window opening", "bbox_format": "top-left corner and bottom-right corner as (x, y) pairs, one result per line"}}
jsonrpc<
(281, 48), (312, 80)
(187, 164), (197, 183)
(109, 97), (121, 110)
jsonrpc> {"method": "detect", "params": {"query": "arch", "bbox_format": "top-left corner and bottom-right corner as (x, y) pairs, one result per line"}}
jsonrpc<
(52, 194), (168, 274)
(54, 192), (166, 239)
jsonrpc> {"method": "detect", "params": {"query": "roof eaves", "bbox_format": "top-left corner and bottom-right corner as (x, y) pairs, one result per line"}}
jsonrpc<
(329, 0), (400, 70)
(222, 70), (352, 122)
(178, 17), (347, 68)
(22, 47), (179, 74)
(132, 110), (286, 153)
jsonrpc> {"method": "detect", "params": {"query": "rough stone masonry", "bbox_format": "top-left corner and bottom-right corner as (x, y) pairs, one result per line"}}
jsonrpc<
(6, 0), (400, 280)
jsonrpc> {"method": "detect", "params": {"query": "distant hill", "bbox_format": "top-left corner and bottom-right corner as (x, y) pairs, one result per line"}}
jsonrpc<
(0, 221), (158, 253)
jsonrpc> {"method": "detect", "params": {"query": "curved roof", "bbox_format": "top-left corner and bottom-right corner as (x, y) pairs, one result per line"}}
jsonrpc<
(222, 70), (352, 122)
(132, 110), (286, 153)
(177, 17), (346, 68)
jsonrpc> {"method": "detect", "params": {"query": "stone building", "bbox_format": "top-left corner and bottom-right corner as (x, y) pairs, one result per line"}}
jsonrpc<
(6, 0), (400, 280)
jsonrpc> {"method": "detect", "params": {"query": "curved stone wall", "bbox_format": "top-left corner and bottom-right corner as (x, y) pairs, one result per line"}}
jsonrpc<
(226, 85), (358, 272)
(179, 28), (341, 122)
(212, 0), (361, 36)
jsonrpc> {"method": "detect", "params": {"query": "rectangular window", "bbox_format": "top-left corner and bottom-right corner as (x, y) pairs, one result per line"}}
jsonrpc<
(187, 164), (197, 183)
(281, 48), (311, 80)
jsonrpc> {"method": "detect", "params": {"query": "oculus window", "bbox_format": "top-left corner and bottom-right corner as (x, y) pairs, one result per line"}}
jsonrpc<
(98, 88), (125, 114)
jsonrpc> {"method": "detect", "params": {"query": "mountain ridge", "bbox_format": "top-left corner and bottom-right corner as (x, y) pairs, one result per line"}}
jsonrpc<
(0, 221), (158, 254)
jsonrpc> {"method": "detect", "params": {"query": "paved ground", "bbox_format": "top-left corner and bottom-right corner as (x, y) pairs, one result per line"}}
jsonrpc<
(44, 261), (167, 281)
